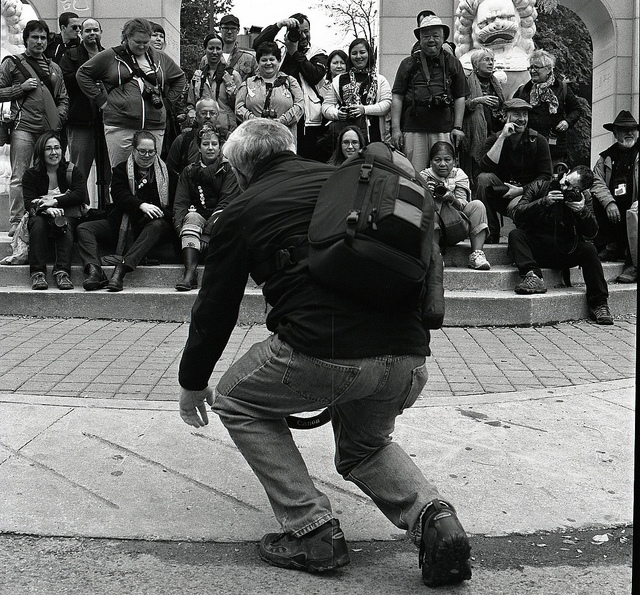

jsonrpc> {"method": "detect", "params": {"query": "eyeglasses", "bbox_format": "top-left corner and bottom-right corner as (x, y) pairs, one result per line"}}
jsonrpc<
(45, 145), (62, 152)
(199, 111), (219, 117)
(221, 26), (239, 31)
(135, 148), (156, 157)
(69, 25), (82, 30)
(341, 140), (360, 147)
(528, 64), (550, 71)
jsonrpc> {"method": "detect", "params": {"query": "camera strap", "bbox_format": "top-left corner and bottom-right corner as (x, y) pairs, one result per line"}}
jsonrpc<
(112, 46), (159, 90)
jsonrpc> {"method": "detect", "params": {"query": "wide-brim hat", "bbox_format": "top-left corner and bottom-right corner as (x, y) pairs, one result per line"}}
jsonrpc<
(503, 98), (532, 112)
(414, 14), (450, 41)
(603, 110), (639, 131)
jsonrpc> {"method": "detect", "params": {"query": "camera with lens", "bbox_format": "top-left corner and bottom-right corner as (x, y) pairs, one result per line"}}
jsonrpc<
(431, 94), (453, 108)
(49, 215), (68, 236)
(143, 82), (164, 110)
(286, 24), (301, 42)
(261, 108), (278, 119)
(549, 178), (582, 203)
(433, 184), (448, 199)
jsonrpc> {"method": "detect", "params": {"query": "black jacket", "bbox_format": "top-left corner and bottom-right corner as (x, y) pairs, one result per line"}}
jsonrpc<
(22, 162), (88, 215)
(178, 151), (431, 390)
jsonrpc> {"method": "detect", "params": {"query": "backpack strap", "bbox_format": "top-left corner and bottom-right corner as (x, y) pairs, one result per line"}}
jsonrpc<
(251, 235), (309, 285)
(66, 162), (74, 186)
(345, 152), (376, 242)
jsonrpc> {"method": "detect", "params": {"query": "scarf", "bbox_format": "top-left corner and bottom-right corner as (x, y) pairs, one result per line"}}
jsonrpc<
(126, 153), (169, 207)
(342, 69), (378, 106)
(529, 72), (560, 115)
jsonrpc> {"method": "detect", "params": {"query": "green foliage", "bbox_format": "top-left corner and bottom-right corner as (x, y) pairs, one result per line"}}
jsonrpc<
(534, 5), (593, 166)
(180, 0), (233, 80)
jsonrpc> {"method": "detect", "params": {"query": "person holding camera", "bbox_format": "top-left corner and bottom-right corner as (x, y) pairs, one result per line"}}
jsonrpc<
(390, 13), (468, 172)
(235, 42), (303, 142)
(321, 38), (391, 145)
(476, 98), (552, 243)
(251, 13), (327, 160)
(76, 18), (186, 170)
(23, 131), (88, 290)
(507, 165), (613, 325)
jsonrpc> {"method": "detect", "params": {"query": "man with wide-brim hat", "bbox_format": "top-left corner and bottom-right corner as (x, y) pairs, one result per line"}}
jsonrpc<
(390, 12), (469, 172)
(591, 110), (639, 282)
(475, 97), (552, 242)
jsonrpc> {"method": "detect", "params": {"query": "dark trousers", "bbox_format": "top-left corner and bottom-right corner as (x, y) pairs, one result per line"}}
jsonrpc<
(508, 228), (609, 307)
(476, 172), (512, 240)
(76, 217), (172, 271)
(27, 214), (78, 275)
(592, 197), (631, 257)
(296, 121), (323, 161)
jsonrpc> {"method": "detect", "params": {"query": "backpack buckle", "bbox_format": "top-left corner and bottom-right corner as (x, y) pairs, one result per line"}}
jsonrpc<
(275, 248), (293, 269)
(346, 210), (360, 225)
(359, 163), (373, 182)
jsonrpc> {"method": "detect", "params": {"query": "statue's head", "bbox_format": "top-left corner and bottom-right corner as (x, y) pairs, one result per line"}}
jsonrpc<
(473, 0), (521, 49)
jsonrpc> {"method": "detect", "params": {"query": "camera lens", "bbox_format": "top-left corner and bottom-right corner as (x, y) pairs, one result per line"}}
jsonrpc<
(434, 185), (448, 198)
(287, 27), (300, 42)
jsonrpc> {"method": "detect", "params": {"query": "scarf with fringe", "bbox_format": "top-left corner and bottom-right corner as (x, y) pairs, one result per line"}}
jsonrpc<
(529, 72), (560, 114)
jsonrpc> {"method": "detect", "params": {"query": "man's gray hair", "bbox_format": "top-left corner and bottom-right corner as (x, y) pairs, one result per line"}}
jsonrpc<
(195, 97), (219, 112)
(223, 119), (296, 181)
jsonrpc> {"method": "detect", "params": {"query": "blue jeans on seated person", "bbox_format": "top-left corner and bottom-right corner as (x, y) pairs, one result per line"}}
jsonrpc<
(27, 214), (79, 275)
(213, 334), (440, 543)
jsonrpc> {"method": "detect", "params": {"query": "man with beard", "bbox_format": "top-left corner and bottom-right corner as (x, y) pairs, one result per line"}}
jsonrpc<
(60, 18), (109, 189)
(476, 98), (552, 243)
(591, 110), (639, 283)
(252, 13), (327, 160)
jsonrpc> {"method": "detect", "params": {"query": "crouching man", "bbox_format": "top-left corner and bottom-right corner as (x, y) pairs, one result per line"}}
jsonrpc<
(177, 119), (472, 587)
(508, 165), (614, 325)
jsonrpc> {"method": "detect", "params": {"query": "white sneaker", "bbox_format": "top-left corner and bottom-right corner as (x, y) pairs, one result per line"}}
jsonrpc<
(468, 250), (491, 270)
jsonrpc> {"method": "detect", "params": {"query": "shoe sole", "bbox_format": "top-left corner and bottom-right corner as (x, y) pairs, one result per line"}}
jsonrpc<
(259, 549), (350, 573)
(469, 263), (491, 270)
(422, 534), (472, 587)
(514, 287), (547, 294)
(83, 281), (109, 291)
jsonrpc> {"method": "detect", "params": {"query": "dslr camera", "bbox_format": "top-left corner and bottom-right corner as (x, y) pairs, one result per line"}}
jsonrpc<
(261, 108), (278, 119)
(433, 184), (448, 199)
(286, 25), (300, 42)
(549, 178), (582, 203)
(430, 94), (453, 108)
(143, 82), (164, 110)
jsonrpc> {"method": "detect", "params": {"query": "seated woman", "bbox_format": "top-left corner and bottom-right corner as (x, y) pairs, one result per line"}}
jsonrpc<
(172, 125), (240, 290)
(76, 130), (174, 292)
(420, 141), (492, 270)
(23, 131), (88, 290)
(321, 38), (392, 145)
(235, 41), (304, 142)
(327, 125), (366, 166)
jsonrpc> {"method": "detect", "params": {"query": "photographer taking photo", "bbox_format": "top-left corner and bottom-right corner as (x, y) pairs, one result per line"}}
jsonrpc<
(507, 165), (614, 325)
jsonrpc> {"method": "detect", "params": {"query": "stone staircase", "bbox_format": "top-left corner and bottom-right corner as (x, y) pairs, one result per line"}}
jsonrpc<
(0, 233), (635, 326)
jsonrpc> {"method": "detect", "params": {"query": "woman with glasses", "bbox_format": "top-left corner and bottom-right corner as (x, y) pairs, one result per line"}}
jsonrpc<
(187, 32), (242, 137)
(235, 42), (304, 142)
(77, 18), (186, 169)
(172, 126), (240, 291)
(327, 125), (366, 166)
(76, 130), (173, 292)
(23, 131), (89, 290)
(321, 38), (392, 145)
(514, 49), (583, 166)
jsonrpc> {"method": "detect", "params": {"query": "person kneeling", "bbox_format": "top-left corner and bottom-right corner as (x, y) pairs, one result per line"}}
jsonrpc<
(508, 165), (614, 325)
(77, 131), (173, 292)
(173, 126), (240, 290)
(420, 141), (491, 269)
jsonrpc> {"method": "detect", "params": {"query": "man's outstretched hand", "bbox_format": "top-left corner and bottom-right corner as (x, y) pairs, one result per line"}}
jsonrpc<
(179, 386), (214, 427)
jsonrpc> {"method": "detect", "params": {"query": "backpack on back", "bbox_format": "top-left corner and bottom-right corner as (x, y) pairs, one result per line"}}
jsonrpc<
(308, 142), (444, 327)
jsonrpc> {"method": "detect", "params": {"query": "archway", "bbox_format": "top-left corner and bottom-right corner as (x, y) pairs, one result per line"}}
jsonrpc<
(378, 0), (639, 164)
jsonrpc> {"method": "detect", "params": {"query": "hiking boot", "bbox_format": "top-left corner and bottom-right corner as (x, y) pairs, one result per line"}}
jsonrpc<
(83, 264), (109, 291)
(616, 265), (637, 283)
(54, 271), (74, 290)
(259, 519), (350, 573)
(419, 500), (472, 587)
(514, 271), (547, 294)
(107, 263), (127, 292)
(468, 249), (491, 270)
(589, 303), (614, 325)
(30, 272), (48, 290)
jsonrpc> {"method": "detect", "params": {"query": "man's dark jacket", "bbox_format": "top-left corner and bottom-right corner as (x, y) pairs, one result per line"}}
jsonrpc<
(179, 152), (431, 391)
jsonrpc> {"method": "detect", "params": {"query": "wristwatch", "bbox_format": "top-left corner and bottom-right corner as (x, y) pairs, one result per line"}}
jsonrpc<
(453, 125), (463, 131)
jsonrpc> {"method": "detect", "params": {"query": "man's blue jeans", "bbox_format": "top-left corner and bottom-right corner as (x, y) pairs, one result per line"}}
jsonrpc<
(214, 334), (440, 543)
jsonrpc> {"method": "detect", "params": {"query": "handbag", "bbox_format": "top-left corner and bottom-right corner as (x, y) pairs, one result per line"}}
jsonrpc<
(437, 201), (470, 247)
(0, 119), (12, 146)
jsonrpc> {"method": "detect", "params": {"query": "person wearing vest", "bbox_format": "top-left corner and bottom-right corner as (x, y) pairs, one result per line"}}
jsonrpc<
(514, 49), (583, 167)
(235, 42), (303, 142)
(0, 20), (69, 237)
(591, 110), (639, 283)
(76, 18), (186, 170)
(59, 18), (110, 190)
(252, 13), (328, 160)
(187, 32), (242, 137)
(477, 98), (552, 243)
(390, 14), (468, 173)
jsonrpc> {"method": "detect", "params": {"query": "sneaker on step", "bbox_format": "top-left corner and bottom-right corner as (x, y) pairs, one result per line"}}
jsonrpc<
(514, 271), (547, 294)
(259, 519), (350, 573)
(420, 499), (472, 587)
(30, 272), (48, 290)
(468, 250), (491, 270)
(589, 303), (614, 325)
(616, 265), (637, 283)
(54, 270), (74, 290)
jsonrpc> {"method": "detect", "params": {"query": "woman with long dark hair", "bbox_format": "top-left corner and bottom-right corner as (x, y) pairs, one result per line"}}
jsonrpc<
(327, 125), (366, 166)
(321, 38), (391, 144)
(23, 130), (88, 290)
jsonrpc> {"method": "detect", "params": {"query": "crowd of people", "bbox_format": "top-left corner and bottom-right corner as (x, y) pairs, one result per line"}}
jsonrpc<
(0, 11), (637, 317)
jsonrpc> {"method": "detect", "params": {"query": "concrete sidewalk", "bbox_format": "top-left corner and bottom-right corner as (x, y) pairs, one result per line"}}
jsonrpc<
(0, 315), (636, 545)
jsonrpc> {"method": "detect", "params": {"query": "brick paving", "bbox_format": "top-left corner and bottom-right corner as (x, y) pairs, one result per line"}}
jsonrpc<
(0, 315), (636, 402)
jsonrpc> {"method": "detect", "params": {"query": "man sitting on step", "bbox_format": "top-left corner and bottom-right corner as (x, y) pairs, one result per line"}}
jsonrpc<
(507, 165), (614, 325)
